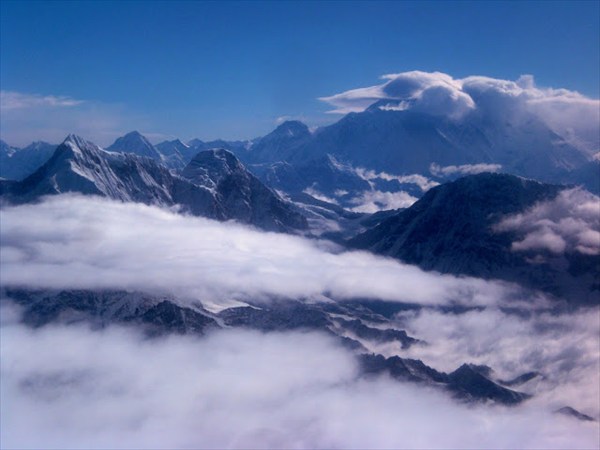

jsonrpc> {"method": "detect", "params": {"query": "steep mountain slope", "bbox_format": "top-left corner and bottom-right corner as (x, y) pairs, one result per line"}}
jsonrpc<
(155, 139), (190, 169)
(288, 107), (587, 184)
(251, 154), (372, 199)
(1, 135), (306, 232)
(350, 173), (599, 304)
(223, 105), (594, 203)
(0, 140), (57, 181)
(107, 130), (163, 160)
(181, 149), (307, 231)
(245, 120), (311, 163)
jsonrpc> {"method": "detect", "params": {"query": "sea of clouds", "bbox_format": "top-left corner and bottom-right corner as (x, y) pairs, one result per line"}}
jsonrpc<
(1, 195), (598, 449)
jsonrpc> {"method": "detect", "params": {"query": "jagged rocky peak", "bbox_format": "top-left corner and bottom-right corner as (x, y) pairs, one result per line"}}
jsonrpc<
(107, 130), (161, 159)
(53, 134), (105, 162)
(272, 120), (310, 138)
(181, 148), (308, 232)
(63, 133), (92, 150)
(157, 138), (189, 151)
(182, 148), (246, 187)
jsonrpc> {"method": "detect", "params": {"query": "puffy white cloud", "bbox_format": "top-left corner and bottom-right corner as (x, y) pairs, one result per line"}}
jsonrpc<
(495, 188), (600, 255)
(1, 305), (598, 450)
(320, 71), (475, 120)
(348, 189), (418, 213)
(397, 306), (600, 417)
(430, 162), (503, 177)
(2, 196), (598, 449)
(330, 164), (438, 213)
(1, 195), (532, 309)
(320, 71), (599, 156)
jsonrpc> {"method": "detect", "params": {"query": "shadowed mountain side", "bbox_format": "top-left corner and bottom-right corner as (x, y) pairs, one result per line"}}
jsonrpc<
(349, 173), (599, 304)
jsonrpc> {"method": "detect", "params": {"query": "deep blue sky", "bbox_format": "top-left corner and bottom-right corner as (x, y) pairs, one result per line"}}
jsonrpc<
(1, 1), (599, 145)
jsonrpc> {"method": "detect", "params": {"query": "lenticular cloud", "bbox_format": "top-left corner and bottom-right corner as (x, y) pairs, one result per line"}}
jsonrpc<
(320, 71), (600, 156)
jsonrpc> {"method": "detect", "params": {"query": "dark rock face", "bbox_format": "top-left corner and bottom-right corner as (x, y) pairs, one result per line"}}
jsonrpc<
(181, 149), (308, 232)
(3, 288), (534, 406)
(218, 302), (330, 332)
(3, 288), (219, 336)
(446, 364), (530, 405)
(360, 356), (529, 406)
(555, 406), (596, 422)
(133, 301), (217, 336)
(334, 318), (418, 349)
(360, 353), (448, 384)
(350, 173), (599, 304)
(1, 136), (307, 233)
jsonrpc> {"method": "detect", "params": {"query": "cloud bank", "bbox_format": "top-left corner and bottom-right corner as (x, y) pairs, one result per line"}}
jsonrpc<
(495, 188), (600, 255)
(1, 195), (530, 309)
(320, 71), (599, 156)
(1, 195), (598, 449)
(2, 304), (598, 450)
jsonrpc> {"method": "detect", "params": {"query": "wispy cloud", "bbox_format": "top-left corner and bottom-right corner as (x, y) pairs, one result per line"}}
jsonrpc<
(0, 90), (154, 147)
(353, 166), (440, 192)
(348, 189), (418, 213)
(430, 162), (503, 177)
(0, 91), (84, 110)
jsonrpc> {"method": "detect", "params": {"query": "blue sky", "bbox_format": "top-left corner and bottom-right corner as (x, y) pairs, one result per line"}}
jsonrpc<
(1, 1), (598, 146)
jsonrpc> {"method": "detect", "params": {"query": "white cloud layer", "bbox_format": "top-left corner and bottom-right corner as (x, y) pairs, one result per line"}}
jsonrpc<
(348, 189), (418, 213)
(1, 195), (535, 309)
(320, 71), (599, 156)
(430, 162), (503, 177)
(1, 305), (598, 450)
(398, 306), (600, 418)
(1, 196), (598, 449)
(495, 188), (600, 255)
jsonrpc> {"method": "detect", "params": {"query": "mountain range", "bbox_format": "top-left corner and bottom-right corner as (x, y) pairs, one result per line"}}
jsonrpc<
(0, 134), (306, 233)
(1, 110), (598, 304)
(1, 100), (598, 422)
(3, 286), (532, 406)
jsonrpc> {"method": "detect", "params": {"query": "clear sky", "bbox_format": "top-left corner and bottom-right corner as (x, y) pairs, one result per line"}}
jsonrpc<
(1, 0), (599, 146)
